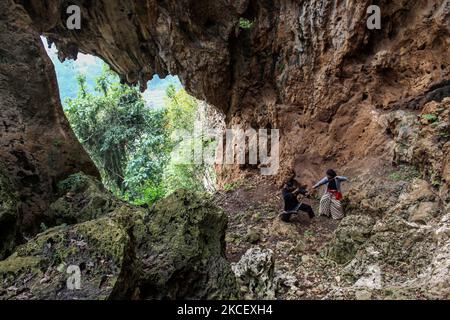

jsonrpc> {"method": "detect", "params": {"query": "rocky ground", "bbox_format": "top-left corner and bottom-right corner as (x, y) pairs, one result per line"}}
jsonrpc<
(1, 168), (448, 300)
(217, 176), (343, 300)
(217, 171), (450, 300)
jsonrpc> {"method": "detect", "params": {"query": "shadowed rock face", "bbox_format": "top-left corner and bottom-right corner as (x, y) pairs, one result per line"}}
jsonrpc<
(0, 164), (19, 260)
(0, 0), (99, 236)
(19, 0), (247, 112)
(47, 173), (119, 226)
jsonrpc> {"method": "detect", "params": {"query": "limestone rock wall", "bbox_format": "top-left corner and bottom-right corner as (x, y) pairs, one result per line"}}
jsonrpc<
(0, 164), (19, 260)
(15, 0), (449, 186)
(0, 0), (99, 236)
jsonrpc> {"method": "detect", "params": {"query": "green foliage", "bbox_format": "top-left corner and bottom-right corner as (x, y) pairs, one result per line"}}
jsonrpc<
(426, 167), (442, 188)
(65, 68), (170, 204)
(64, 66), (220, 206)
(304, 230), (316, 239)
(46, 45), (104, 102)
(165, 84), (198, 133)
(421, 114), (438, 123)
(57, 172), (91, 194)
(388, 165), (420, 182)
(223, 181), (243, 192)
(163, 85), (218, 194)
(239, 18), (254, 29)
(439, 128), (450, 141)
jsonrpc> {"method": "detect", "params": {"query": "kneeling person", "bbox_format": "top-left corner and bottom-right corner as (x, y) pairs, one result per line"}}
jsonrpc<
(280, 179), (315, 222)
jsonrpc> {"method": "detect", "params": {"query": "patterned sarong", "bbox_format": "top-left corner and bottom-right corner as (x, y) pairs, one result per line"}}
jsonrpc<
(319, 192), (344, 220)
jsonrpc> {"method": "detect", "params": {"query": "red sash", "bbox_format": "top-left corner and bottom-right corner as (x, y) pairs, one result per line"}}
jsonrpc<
(327, 189), (343, 201)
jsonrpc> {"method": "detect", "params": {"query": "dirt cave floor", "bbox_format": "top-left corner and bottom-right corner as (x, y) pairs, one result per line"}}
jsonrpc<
(216, 176), (347, 300)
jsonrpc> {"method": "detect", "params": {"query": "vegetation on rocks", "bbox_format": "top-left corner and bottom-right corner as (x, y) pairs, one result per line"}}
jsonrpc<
(323, 214), (375, 264)
(47, 173), (118, 227)
(0, 174), (237, 300)
(0, 217), (131, 300)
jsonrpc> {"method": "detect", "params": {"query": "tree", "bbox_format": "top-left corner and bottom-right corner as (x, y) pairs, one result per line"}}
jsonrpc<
(64, 67), (222, 205)
(65, 67), (170, 203)
(163, 85), (224, 193)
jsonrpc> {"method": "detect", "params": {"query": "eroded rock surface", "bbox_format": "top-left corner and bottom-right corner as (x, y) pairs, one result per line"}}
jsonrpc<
(325, 176), (450, 300)
(232, 247), (277, 300)
(0, 0), (99, 236)
(0, 176), (237, 300)
(0, 215), (135, 300)
(324, 214), (375, 264)
(47, 173), (119, 227)
(136, 190), (237, 299)
(0, 163), (19, 260)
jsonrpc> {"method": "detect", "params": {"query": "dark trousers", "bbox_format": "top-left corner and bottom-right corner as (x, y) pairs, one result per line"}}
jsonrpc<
(298, 203), (315, 218)
(281, 203), (315, 222)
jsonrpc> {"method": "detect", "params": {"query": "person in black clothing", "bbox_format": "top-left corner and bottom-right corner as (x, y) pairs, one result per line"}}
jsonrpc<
(280, 179), (315, 222)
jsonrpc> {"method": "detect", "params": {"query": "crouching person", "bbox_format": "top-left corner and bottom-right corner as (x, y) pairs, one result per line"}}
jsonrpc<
(280, 179), (315, 222)
(312, 169), (348, 220)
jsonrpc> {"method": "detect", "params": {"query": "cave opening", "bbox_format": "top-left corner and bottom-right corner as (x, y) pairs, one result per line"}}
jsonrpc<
(41, 37), (225, 207)
(1, 0), (449, 301)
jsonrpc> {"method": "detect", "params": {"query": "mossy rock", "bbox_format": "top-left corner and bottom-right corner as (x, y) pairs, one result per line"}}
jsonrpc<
(110, 191), (238, 299)
(0, 164), (19, 260)
(245, 229), (262, 244)
(0, 216), (135, 300)
(0, 187), (238, 300)
(324, 214), (375, 264)
(136, 189), (238, 299)
(47, 173), (119, 226)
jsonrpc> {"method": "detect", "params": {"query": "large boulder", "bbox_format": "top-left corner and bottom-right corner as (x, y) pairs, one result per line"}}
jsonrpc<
(343, 215), (437, 284)
(0, 216), (135, 300)
(231, 247), (276, 299)
(0, 188), (237, 300)
(325, 172), (449, 299)
(135, 190), (238, 299)
(326, 213), (448, 300)
(0, 165), (19, 260)
(324, 214), (375, 264)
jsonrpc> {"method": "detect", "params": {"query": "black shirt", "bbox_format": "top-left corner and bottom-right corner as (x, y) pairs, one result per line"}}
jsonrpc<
(328, 178), (337, 190)
(282, 187), (307, 211)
